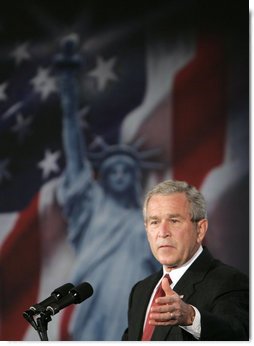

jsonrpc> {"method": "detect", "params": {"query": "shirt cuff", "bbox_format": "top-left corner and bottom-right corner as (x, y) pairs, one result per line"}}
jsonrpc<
(180, 305), (201, 340)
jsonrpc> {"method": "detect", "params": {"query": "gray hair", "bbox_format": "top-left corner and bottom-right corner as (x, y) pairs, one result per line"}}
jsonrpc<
(143, 179), (207, 222)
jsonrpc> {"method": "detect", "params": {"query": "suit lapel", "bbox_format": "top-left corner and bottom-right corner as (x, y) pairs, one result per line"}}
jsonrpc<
(173, 247), (214, 298)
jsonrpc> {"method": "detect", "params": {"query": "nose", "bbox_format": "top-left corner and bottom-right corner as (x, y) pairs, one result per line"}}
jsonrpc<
(158, 221), (171, 237)
(114, 166), (125, 179)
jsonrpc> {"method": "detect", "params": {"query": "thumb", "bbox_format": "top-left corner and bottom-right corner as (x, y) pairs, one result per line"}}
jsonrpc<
(161, 276), (174, 296)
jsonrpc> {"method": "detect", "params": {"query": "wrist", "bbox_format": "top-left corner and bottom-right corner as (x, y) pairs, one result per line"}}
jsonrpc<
(187, 305), (195, 325)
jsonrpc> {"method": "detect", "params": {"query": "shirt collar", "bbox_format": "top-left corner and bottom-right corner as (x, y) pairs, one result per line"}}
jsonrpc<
(163, 245), (203, 287)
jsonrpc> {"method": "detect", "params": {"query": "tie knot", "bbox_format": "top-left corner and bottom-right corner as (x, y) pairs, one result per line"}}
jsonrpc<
(164, 273), (172, 285)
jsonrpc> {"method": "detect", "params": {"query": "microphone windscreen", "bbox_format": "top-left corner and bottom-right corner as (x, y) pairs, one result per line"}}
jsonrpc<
(72, 282), (93, 303)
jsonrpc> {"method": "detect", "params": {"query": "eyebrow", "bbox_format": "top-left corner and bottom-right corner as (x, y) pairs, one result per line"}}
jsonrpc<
(147, 213), (183, 220)
(147, 216), (159, 220)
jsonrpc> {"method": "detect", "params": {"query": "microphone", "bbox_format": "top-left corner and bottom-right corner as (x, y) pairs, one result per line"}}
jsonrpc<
(46, 282), (93, 316)
(29, 282), (74, 314)
(23, 282), (74, 330)
(23, 282), (74, 318)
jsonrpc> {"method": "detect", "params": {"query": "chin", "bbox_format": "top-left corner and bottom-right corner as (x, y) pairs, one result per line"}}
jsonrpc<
(159, 259), (172, 267)
(159, 257), (176, 267)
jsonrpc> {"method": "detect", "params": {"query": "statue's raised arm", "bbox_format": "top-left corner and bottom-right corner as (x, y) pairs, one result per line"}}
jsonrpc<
(54, 34), (86, 183)
(53, 34), (161, 342)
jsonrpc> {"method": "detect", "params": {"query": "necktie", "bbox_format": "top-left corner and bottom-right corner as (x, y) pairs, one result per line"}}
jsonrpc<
(142, 274), (172, 341)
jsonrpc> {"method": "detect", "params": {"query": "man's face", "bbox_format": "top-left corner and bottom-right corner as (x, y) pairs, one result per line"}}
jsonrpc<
(145, 193), (207, 270)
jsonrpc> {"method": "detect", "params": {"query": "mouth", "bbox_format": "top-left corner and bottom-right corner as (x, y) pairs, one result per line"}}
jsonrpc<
(158, 244), (175, 250)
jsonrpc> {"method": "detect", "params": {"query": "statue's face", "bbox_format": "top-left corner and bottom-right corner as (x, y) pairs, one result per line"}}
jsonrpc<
(101, 155), (136, 193)
(107, 160), (133, 193)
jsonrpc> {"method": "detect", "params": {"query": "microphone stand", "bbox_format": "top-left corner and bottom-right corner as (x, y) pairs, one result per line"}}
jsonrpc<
(35, 311), (52, 341)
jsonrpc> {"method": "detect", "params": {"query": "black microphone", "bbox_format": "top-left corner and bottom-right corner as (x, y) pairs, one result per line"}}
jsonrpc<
(24, 282), (74, 317)
(46, 282), (93, 316)
(23, 282), (74, 330)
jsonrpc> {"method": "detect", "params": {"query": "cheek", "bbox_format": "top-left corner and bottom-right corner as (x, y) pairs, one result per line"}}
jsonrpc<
(146, 232), (152, 246)
(177, 232), (198, 253)
(147, 233), (156, 251)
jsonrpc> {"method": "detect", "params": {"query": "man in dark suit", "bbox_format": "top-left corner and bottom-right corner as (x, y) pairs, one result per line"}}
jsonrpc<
(122, 180), (249, 341)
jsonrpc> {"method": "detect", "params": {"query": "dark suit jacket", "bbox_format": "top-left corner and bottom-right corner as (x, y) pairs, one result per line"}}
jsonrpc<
(122, 247), (249, 341)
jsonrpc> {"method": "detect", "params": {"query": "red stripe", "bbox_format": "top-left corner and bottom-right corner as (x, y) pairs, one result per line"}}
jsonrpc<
(0, 194), (41, 340)
(172, 35), (227, 188)
(60, 304), (75, 340)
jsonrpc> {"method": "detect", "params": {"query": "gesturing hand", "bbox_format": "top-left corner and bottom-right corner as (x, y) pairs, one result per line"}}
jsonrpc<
(149, 276), (195, 326)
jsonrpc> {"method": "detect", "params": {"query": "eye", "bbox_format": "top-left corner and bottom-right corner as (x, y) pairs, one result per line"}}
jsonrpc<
(149, 219), (159, 226)
(150, 220), (158, 225)
(170, 218), (179, 224)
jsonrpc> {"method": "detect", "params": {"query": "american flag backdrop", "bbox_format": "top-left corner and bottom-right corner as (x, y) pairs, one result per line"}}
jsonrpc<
(0, 0), (249, 341)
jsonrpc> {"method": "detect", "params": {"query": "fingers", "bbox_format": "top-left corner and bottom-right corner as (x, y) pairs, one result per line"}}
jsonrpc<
(161, 277), (174, 296)
(150, 309), (177, 320)
(150, 303), (178, 322)
(151, 304), (178, 313)
(149, 310), (178, 326)
(150, 294), (192, 326)
(154, 292), (181, 305)
(149, 295), (180, 326)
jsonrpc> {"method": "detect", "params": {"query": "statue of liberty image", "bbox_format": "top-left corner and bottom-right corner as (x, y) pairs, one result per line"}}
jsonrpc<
(54, 35), (160, 341)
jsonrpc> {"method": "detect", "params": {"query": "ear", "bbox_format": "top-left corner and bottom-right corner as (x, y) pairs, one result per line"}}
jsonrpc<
(196, 219), (208, 244)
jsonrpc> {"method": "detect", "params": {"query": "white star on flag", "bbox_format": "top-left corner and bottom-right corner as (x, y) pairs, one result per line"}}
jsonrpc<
(11, 113), (32, 142)
(0, 82), (8, 102)
(38, 149), (61, 179)
(0, 158), (11, 183)
(30, 67), (58, 100)
(10, 42), (31, 65)
(88, 56), (118, 91)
